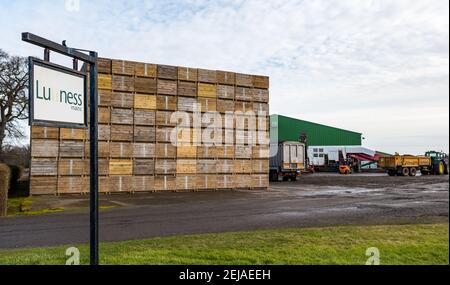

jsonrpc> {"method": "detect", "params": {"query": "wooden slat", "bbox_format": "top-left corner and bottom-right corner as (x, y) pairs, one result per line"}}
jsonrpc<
(98, 125), (110, 141)
(98, 58), (112, 74)
(98, 74), (112, 90)
(110, 175), (132, 193)
(252, 75), (269, 89)
(58, 159), (85, 176)
(197, 159), (216, 174)
(216, 175), (234, 189)
(98, 107), (111, 124)
(156, 127), (174, 143)
(216, 159), (233, 174)
(196, 175), (217, 190)
(198, 97), (216, 112)
(98, 89), (112, 106)
(176, 175), (197, 191)
(217, 99), (235, 113)
(235, 101), (252, 113)
(234, 160), (252, 173)
(156, 111), (176, 126)
(236, 73), (253, 87)
(216, 145), (235, 159)
(84, 141), (110, 158)
(178, 96), (198, 112)
(30, 177), (57, 195)
(156, 95), (177, 111)
(59, 141), (84, 157)
(60, 128), (85, 140)
(235, 146), (252, 159)
(235, 87), (253, 101)
(111, 92), (134, 108)
(58, 176), (87, 194)
(176, 159), (197, 174)
(253, 102), (269, 114)
(177, 145), (197, 158)
(157, 79), (177, 95)
(109, 159), (133, 175)
(178, 67), (198, 82)
(252, 146), (270, 159)
(154, 175), (176, 191)
(251, 174), (269, 188)
(155, 143), (177, 158)
(31, 158), (57, 176)
(252, 159), (269, 174)
(197, 146), (217, 159)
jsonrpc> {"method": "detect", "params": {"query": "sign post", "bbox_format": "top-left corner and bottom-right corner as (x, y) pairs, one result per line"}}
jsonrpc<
(23, 33), (99, 265)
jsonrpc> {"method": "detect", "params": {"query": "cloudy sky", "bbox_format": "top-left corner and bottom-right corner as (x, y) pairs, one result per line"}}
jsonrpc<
(0, 0), (448, 154)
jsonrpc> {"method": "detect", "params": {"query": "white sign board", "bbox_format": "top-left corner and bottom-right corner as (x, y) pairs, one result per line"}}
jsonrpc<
(30, 58), (87, 128)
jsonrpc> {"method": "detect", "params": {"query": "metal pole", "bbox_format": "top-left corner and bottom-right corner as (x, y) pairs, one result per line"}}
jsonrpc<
(89, 51), (99, 265)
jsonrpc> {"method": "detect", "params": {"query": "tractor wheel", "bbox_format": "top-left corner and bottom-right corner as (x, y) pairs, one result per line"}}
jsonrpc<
(421, 169), (429, 176)
(409, 167), (417, 177)
(402, 167), (410, 177)
(435, 162), (445, 175)
(444, 163), (449, 175)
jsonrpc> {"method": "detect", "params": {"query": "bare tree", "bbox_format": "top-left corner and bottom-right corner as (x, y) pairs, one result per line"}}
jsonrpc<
(0, 49), (28, 153)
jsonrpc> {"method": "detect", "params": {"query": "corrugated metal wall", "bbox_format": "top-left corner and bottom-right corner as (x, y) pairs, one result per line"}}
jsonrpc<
(270, 115), (362, 146)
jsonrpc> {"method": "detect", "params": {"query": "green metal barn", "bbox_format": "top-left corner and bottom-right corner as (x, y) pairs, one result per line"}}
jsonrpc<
(270, 114), (362, 146)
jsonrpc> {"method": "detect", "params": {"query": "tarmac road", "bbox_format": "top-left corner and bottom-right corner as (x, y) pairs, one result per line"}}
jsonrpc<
(0, 174), (448, 249)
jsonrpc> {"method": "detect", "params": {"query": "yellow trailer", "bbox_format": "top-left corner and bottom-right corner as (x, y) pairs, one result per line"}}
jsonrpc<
(378, 155), (432, 176)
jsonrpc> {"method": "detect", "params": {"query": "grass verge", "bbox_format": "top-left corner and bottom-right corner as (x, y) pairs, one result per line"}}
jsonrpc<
(0, 223), (448, 265)
(7, 197), (64, 217)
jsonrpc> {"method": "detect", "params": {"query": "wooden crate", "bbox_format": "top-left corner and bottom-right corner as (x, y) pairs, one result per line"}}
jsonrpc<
(59, 159), (85, 176)
(252, 75), (269, 89)
(177, 145), (197, 158)
(30, 158), (57, 176)
(217, 99), (235, 113)
(98, 159), (110, 176)
(111, 108), (133, 125)
(134, 143), (155, 158)
(198, 97), (216, 112)
(110, 142), (133, 158)
(112, 60), (135, 76)
(252, 89), (269, 103)
(109, 159), (133, 175)
(31, 127), (59, 140)
(176, 175), (197, 191)
(154, 175), (177, 191)
(217, 71), (235, 85)
(234, 160), (252, 174)
(177, 128), (199, 145)
(134, 94), (156, 110)
(198, 83), (217, 98)
(58, 176), (87, 194)
(217, 85), (234, 100)
(155, 143), (177, 158)
(196, 175), (217, 190)
(59, 141), (84, 157)
(98, 107), (111, 124)
(197, 159), (216, 174)
(235, 87), (252, 102)
(252, 146), (270, 159)
(178, 67), (198, 82)
(216, 160), (233, 174)
(112, 75), (134, 92)
(156, 127), (175, 143)
(198, 69), (217, 83)
(235, 101), (252, 113)
(135, 77), (157, 94)
(134, 109), (156, 126)
(253, 102), (269, 114)
(236, 130), (256, 145)
(98, 58), (112, 74)
(110, 176), (133, 193)
(157, 65), (178, 80)
(216, 145), (235, 159)
(98, 74), (112, 90)
(84, 141), (110, 158)
(30, 177), (57, 195)
(251, 174), (269, 188)
(155, 159), (176, 175)
(157, 79), (177, 95)
(133, 176), (155, 192)
(60, 128), (85, 140)
(99, 176), (110, 193)
(135, 63), (157, 77)
(235, 174), (253, 188)
(178, 96), (198, 112)
(252, 159), (269, 174)
(111, 92), (134, 108)
(176, 159), (197, 174)
(197, 146), (217, 159)
(110, 125), (133, 141)
(98, 89), (112, 106)
(235, 146), (252, 159)
(178, 81), (197, 97)
(157, 95), (177, 111)
(216, 175), (234, 189)
(134, 126), (156, 142)
(98, 125), (111, 141)
(236, 73), (253, 87)
(133, 159), (155, 175)
(156, 111), (176, 126)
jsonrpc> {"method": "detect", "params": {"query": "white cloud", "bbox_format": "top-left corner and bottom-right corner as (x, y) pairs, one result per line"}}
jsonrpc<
(0, 0), (448, 154)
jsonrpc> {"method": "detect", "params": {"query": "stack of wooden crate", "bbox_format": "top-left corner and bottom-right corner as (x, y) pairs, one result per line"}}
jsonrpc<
(29, 58), (269, 194)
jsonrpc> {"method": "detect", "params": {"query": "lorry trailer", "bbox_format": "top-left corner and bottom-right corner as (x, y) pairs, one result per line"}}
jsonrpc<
(269, 141), (306, 181)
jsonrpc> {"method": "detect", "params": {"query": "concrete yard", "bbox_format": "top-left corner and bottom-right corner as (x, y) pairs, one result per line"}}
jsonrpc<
(0, 173), (448, 249)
